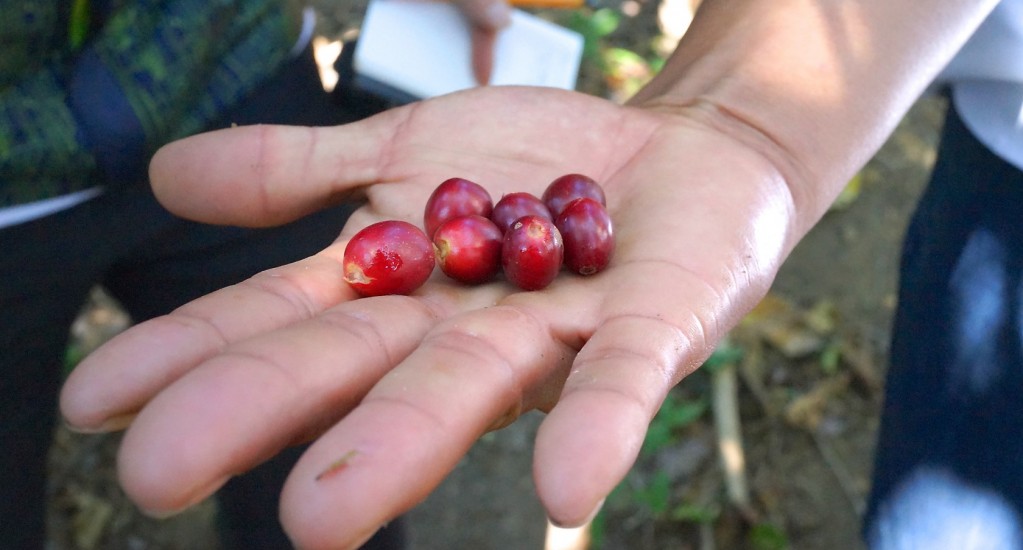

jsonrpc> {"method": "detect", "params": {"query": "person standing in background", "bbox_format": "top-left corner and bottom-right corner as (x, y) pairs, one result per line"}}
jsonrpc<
(0, 1), (506, 548)
(865, 1), (1023, 547)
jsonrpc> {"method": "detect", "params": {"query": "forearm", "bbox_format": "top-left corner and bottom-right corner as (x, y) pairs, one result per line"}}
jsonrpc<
(630, 0), (996, 232)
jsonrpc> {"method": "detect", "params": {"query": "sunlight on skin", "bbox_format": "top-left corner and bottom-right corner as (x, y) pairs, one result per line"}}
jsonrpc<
(634, 1), (986, 228)
(84, 93), (801, 548)
(56, 90), (915, 548)
(57, 0), (1002, 547)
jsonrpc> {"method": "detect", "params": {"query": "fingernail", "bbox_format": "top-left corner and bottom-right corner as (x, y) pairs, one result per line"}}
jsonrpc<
(548, 498), (605, 528)
(141, 475), (230, 519)
(346, 527), (381, 550)
(63, 413), (136, 434)
(485, 2), (512, 27)
(307, 524), (385, 550)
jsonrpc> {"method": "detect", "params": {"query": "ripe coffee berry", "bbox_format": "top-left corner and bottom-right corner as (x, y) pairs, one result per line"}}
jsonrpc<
(502, 215), (564, 291)
(343, 174), (612, 296)
(424, 177), (493, 237)
(491, 192), (551, 234)
(555, 197), (614, 275)
(433, 215), (503, 285)
(542, 173), (606, 218)
(343, 220), (435, 296)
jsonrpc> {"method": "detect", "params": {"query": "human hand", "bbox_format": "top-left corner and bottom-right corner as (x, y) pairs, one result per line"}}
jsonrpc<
(60, 86), (803, 549)
(451, 0), (513, 84)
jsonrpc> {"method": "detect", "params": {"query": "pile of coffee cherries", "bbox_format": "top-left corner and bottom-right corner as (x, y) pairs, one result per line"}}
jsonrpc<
(342, 174), (614, 297)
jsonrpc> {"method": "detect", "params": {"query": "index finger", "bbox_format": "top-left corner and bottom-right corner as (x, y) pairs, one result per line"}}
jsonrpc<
(450, 0), (512, 85)
(278, 302), (577, 549)
(60, 244), (357, 431)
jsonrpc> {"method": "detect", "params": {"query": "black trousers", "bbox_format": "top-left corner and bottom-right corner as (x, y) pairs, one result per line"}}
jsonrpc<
(864, 102), (1023, 547)
(0, 48), (404, 549)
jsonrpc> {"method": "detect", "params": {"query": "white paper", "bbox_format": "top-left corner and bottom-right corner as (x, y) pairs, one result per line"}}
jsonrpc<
(354, 0), (584, 99)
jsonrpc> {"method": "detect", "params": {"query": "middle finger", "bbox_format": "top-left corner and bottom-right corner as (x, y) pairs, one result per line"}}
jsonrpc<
(277, 302), (577, 549)
(114, 285), (499, 515)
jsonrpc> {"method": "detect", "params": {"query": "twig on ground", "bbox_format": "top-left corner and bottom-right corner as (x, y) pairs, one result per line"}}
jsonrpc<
(839, 333), (883, 394)
(809, 429), (866, 517)
(735, 339), (776, 417)
(784, 372), (851, 430)
(699, 521), (716, 550)
(711, 361), (756, 521)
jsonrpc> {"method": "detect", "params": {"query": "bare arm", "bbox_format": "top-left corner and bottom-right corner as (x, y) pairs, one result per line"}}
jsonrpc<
(633, 0), (993, 229)
(61, 3), (997, 549)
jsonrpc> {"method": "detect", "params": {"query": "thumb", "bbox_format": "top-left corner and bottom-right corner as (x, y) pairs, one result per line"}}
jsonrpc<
(148, 110), (405, 227)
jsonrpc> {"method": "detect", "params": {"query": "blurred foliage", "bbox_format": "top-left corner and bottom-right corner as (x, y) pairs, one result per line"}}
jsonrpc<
(601, 47), (657, 100)
(641, 392), (707, 456)
(591, 341), (750, 548)
(565, 8), (622, 66)
(819, 340), (843, 376)
(702, 339), (744, 373)
(749, 521), (791, 550)
(63, 345), (87, 378)
(671, 501), (718, 524)
(563, 7), (665, 101)
(831, 172), (864, 211)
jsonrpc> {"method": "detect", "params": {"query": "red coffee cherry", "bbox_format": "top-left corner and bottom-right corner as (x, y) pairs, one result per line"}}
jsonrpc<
(542, 173), (606, 218)
(343, 220), (435, 296)
(555, 197), (614, 276)
(491, 192), (551, 234)
(433, 215), (503, 285)
(424, 177), (493, 237)
(502, 215), (564, 291)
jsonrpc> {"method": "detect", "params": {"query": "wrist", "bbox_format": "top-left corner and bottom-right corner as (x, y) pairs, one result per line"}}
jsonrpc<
(628, 0), (996, 227)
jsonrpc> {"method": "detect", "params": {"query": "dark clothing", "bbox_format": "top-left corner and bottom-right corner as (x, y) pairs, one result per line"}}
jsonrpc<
(865, 103), (1023, 548)
(0, 0), (301, 205)
(0, 46), (404, 550)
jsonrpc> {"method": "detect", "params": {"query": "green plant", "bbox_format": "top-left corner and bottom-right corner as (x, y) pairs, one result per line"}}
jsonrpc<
(634, 470), (673, 516)
(749, 521), (790, 550)
(590, 341), (747, 548)
(562, 7), (669, 101)
(564, 8), (621, 67)
(671, 501), (719, 524)
(819, 340), (843, 375)
(702, 339), (744, 373)
(641, 392), (707, 456)
(63, 344), (87, 377)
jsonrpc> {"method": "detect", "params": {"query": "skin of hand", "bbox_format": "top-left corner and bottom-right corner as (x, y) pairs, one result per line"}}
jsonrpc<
(60, 1), (997, 549)
(451, 0), (513, 84)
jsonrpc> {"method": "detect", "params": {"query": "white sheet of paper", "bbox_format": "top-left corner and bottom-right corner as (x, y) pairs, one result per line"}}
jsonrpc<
(353, 0), (584, 99)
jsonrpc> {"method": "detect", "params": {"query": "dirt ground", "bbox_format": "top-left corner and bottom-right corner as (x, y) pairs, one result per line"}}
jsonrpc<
(46, 2), (947, 549)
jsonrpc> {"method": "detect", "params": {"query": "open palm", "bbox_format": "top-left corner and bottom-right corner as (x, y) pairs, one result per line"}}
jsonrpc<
(61, 86), (800, 549)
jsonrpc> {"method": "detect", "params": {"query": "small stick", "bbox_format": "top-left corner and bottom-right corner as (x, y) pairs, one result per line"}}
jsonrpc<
(711, 361), (752, 516)
(810, 430), (866, 517)
(699, 521), (716, 550)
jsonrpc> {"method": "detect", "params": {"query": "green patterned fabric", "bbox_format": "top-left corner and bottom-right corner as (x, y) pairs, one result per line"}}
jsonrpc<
(0, 0), (302, 207)
(0, 67), (98, 206)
